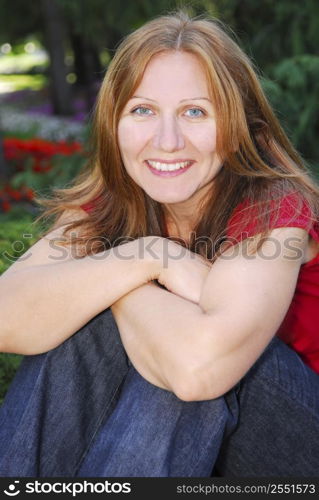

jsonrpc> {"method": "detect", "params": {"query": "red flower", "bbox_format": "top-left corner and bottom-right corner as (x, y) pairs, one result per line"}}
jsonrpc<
(1, 200), (11, 212)
(32, 163), (43, 172)
(1, 137), (84, 211)
(24, 187), (35, 200)
(3, 137), (83, 170)
(9, 189), (22, 201)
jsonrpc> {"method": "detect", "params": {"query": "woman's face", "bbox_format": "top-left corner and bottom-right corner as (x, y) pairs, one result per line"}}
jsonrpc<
(118, 51), (222, 209)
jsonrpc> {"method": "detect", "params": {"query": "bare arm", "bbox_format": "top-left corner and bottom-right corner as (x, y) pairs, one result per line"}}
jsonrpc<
(111, 282), (205, 398)
(112, 227), (308, 401)
(0, 210), (156, 354)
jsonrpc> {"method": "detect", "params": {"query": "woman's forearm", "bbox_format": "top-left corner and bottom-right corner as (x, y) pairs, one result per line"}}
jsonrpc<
(0, 238), (157, 355)
(111, 282), (207, 400)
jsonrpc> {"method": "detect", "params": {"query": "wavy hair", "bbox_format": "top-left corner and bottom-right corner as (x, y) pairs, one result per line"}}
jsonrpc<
(35, 10), (319, 260)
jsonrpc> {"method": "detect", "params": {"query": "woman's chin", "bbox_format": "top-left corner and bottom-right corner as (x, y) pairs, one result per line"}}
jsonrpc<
(148, 193), (191, 204)
(144, 186), (195, 205)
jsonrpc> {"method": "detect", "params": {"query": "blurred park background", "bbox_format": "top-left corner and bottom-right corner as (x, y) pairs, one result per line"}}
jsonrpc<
(0, 0), (318, 402)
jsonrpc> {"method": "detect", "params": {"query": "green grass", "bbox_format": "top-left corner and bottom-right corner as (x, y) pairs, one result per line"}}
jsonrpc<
(0, 206), (40, 274)
(0, 206), (42, 404)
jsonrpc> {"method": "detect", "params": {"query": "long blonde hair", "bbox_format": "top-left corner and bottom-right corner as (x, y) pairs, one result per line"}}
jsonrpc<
(35, 10), (319, 260)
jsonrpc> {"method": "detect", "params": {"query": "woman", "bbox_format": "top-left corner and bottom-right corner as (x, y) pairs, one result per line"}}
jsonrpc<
(0, 11), (318, 477)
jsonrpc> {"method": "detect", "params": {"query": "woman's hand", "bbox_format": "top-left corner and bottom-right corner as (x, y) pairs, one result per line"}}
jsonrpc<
(150, 237), (212, 304)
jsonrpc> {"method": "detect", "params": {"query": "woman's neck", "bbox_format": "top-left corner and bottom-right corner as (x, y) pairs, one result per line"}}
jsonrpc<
(162, 195), (206, 242)
(163, 207), (197, 243)
(162, 180), (215, 240)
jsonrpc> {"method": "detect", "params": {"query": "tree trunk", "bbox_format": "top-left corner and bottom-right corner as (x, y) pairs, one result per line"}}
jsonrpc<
(41, 0), (73, 116)
(71, 32), (101, 111)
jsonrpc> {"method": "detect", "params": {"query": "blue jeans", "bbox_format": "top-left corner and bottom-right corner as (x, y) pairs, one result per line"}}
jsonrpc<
(0, 308), (318, 477)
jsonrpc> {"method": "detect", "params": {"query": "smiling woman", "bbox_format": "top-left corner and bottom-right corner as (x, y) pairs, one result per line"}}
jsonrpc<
(0, 10), (319, 478)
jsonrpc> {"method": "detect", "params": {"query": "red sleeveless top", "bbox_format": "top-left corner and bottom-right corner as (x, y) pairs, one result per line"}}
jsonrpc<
(81, 194), (319, 374)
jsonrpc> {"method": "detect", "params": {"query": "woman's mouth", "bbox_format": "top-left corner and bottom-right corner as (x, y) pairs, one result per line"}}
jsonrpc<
(145, 159), (194, 177)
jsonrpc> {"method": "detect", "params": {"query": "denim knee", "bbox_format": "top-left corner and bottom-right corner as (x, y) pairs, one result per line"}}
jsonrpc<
(215, 337), (319, 477)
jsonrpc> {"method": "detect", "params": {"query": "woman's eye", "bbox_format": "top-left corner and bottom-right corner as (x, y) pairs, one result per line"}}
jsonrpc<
(131, 106), (153, 116)
(185, 108), (205, 118)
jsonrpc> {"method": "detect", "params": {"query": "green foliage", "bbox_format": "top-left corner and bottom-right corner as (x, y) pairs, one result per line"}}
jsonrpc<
(206, 0), (319, 168)
(263, 55), (319, 168)
(57, 0), (181, 54)
(0, 0), (42, 44)
(213, 0), (319, 68)
(3, 127), (41, 141)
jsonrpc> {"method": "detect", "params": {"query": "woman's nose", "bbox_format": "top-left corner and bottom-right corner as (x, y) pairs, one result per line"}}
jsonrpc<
(152, 115), (185, 152)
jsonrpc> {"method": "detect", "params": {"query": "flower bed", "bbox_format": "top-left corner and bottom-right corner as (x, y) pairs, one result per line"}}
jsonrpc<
(0, 184), (34, 212)
(1, 137), (84, 212)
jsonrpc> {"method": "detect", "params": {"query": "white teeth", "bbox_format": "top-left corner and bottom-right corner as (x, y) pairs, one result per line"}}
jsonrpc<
(147, 160), (191, 171)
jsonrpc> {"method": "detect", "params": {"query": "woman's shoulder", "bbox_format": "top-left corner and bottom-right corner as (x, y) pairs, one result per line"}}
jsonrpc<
(227, 190), (319, 242)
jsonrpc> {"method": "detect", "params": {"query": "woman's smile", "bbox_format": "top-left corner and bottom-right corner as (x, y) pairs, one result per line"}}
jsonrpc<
(145, 159), (195, 176)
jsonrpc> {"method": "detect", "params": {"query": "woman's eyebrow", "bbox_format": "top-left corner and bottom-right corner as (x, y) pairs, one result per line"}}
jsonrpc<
(180, 97), (212, 103)
(130, 96), (156, 102)
(130, 96), (212, 102)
